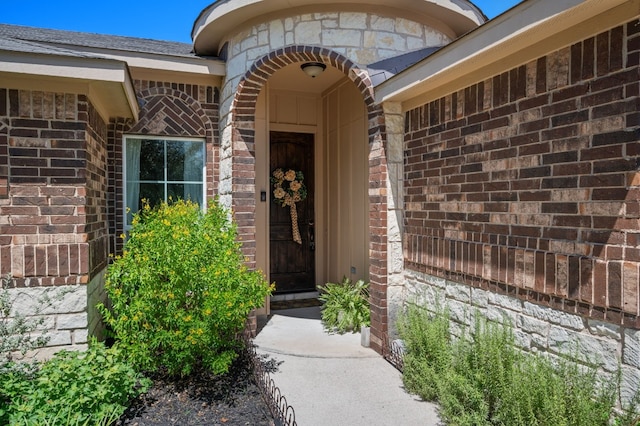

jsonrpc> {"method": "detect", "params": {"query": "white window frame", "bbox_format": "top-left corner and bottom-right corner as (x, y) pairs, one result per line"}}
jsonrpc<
(123, 135), (206, 230)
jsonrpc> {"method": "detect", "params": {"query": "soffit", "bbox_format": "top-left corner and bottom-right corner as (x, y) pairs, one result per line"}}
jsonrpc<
(192, 0), (485, 56)
(42, 45), (226, 77)
(0, 50), (138, 120)
(128, 68), (223, 88)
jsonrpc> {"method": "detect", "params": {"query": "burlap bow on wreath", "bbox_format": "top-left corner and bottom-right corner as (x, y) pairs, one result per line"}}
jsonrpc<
(271, 168), (307, 244)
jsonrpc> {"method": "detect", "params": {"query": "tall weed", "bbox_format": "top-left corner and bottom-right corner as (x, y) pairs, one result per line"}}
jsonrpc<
(398, 303), (635, 425)
(398, 303), (451, 400)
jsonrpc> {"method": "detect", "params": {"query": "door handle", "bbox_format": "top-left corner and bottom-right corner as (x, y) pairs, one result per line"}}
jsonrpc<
(308, 221), (315, 251)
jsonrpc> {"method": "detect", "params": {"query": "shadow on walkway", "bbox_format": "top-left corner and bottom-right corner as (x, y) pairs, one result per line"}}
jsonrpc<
(254, 306), (440, 426)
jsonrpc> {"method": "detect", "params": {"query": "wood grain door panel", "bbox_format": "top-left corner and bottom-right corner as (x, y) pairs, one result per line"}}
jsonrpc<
(269, 131), (315, 294)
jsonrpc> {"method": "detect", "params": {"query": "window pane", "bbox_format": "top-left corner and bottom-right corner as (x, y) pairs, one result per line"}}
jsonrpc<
(125, 138), (205, 228)
(139, 140), (164, 181)
(167, 141), (203, 182)
(125, 140), (142, 226)
(139, 183), (164, 209)
(168, 183), (203, 206)
(125, 181), (141, 226)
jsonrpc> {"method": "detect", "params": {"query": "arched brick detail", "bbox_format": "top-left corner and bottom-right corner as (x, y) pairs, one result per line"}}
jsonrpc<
(129, 85), (220, 200)
(230, 45), (389, 353)
(132, 87), (215, 144)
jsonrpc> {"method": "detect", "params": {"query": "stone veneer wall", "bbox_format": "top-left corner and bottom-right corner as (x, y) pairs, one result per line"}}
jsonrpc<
(218, 10), (450, 348)
(218, 10), (452, 211)
(400, 20), (640, 400)
(0, 89), (109, 355)
(405, 271), (640, 403)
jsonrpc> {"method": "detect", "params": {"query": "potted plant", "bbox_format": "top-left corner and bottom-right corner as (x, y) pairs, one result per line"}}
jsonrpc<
(317, 277), (370, 340)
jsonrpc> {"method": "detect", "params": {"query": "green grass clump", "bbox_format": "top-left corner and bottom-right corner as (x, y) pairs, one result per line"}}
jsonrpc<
(398, 303), (638, 425)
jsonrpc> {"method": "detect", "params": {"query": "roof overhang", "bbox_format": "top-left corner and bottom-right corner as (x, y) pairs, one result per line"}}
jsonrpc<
(192, 0), (486, 56)
(44, 44), (227, 78)
(376, 0), (635, 111)
(0, 49), (139, 121)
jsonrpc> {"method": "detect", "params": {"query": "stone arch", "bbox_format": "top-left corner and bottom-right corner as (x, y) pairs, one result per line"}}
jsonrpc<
(230, 45), (389, 352)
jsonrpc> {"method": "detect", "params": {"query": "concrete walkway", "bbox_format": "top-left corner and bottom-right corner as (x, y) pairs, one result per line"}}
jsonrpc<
(254, 307), (440, 426)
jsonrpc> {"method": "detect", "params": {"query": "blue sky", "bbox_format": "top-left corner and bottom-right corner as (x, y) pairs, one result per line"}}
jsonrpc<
(2, 1), (523, 44)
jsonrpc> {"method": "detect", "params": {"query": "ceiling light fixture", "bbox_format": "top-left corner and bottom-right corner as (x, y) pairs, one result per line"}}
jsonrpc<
(300, 62), (326, 78)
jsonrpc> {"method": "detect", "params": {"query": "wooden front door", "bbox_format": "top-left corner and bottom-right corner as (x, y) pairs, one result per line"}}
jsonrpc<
(269, 131), (315, 294)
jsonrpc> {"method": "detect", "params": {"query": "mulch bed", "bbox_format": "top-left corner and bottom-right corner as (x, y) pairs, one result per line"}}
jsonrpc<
(116, 350), (275, 426)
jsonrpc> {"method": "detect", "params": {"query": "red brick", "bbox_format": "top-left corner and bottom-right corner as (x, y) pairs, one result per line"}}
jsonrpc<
(609, 262), (623, 309)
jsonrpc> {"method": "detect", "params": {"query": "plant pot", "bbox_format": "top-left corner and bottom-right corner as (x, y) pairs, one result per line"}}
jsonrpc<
(360, 325), (370, 347)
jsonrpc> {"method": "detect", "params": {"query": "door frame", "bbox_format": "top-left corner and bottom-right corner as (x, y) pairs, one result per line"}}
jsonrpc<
(253, 86), (325, 310)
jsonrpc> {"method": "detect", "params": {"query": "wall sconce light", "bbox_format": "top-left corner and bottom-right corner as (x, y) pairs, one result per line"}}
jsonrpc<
(300, 62), (326, 78)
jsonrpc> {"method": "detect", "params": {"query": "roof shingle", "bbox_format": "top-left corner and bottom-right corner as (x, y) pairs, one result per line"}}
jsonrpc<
(0, 23), (197, 58)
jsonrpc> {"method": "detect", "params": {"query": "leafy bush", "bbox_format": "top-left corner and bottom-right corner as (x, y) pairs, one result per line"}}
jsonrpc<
(100, 199), (272, 376)
(0, 339), (149, 426)
(398, 303), (636, 425)
(317, 277), (370, 333)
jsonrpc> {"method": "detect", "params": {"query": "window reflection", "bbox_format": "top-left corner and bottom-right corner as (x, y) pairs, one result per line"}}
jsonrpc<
(125, 138), (205, 227)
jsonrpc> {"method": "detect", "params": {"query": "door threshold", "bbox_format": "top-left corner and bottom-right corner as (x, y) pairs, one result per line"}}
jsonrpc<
(270, 291), (319, 302)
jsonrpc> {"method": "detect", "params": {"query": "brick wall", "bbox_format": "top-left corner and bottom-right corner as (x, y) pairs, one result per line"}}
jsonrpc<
(0, 90), (102, 288)
(107, 80), (220, 256)
(0, 89), (110, 353)
(107, 116), (131, 258)
(403, 21), (640, 325)
(0, 89), (8, 198)
(0, 79), (221, 350)
(84, 98), (109, 277)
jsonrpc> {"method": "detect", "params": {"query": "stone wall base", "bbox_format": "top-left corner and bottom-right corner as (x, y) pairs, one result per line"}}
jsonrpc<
(6, 283), (88, 360)
(397, 270), (640, 406)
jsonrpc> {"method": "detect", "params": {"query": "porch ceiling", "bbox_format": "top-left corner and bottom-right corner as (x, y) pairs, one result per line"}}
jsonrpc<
(268, 62), (346, 94)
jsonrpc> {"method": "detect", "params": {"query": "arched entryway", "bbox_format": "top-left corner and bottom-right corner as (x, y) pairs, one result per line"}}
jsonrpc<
(229, 46), (389, 352)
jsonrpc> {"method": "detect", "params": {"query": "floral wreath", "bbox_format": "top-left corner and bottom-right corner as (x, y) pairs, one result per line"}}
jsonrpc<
(271, 168), (307, 244)
(271, 168), (307, 207)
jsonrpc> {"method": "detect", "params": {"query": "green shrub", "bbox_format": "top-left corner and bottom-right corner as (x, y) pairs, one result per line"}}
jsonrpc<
(100, 199), (272, 376)
(317, 277), (370, 333)
(0, 339), (149, 426)
(398, 303), (634, 425)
